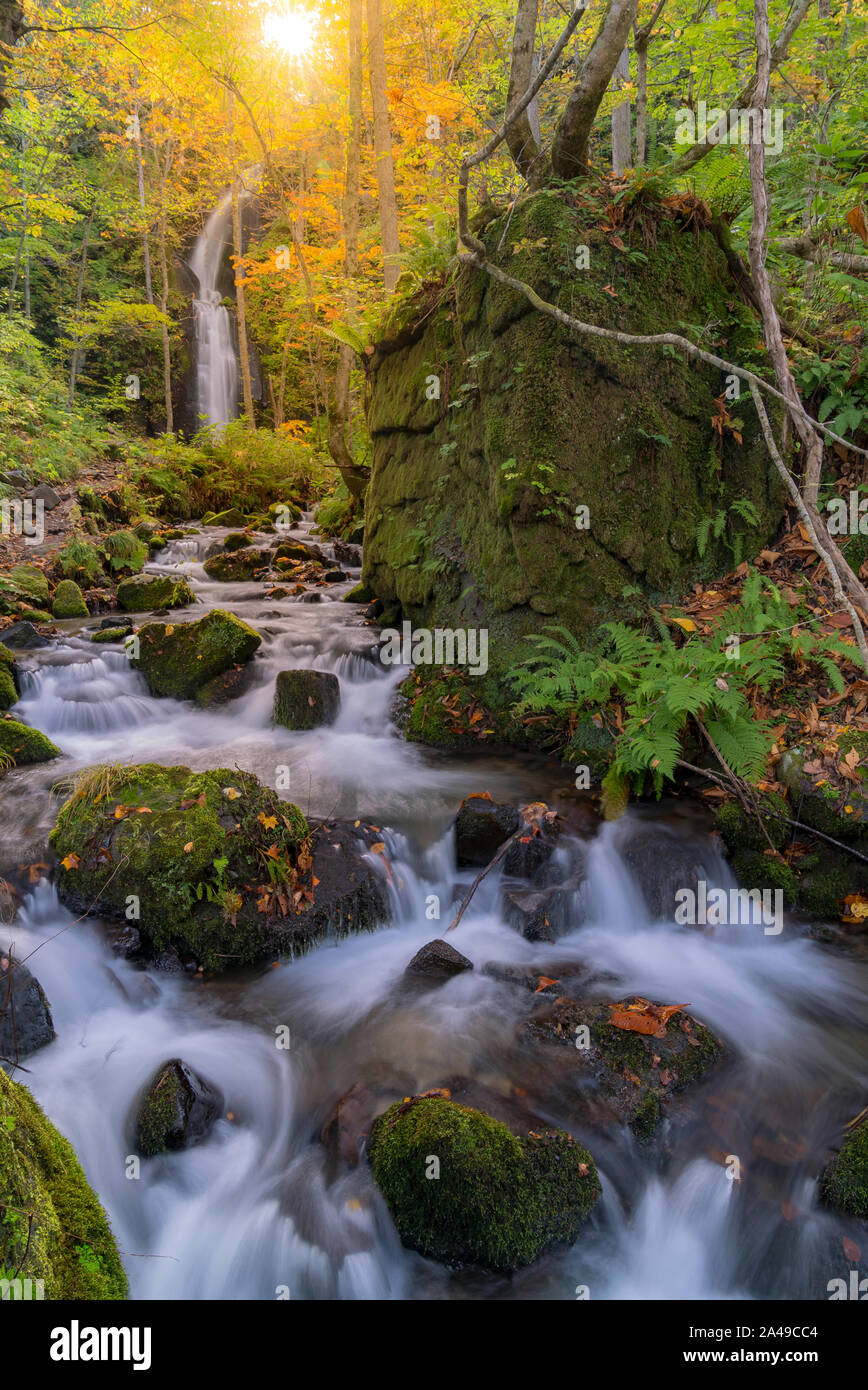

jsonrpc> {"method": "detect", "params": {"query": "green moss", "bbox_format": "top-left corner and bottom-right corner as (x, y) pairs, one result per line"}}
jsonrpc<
(51, 580), (88, 619)
(343, 581), (373, 604)
(50, 763), (308, 970)
(714, 792), (790, 853)
(631, 1091), (661, 1141)
(367, 1095), (600, 1272)
(90, 627), (130, 644)
(116, 574), (195, 612)
(17, 608), (51, 623)
(203, 548), (269, 581)
(0, 1069), (127, 1299)
(0, 719), (60, 767)
(819, 1116), (868, 1220)
(0, 665), (16, 710)
(132, 609), (261, 699)
(729, 849), (800, 906)
(10, 565), (49, 607)
(209, 508), (246, 528)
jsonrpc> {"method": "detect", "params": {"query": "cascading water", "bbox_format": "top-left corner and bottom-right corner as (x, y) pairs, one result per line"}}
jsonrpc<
(3, 515), (868, 1301)
(189, 194), (239, 429)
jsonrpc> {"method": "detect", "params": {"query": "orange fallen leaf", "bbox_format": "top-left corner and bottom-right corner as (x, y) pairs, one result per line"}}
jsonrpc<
(60, 852), (80, 870)
(183, 841), (194, 853)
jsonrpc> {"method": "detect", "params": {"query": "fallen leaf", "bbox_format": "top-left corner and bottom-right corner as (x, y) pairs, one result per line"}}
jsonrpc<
(60, 852), (80, 870)
(183, 841), (194, 853)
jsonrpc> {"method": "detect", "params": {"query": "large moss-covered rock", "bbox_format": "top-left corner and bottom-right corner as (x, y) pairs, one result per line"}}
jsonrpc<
(117, 574), (195, 612)
(203, 547), (270, 581)
(133, 1059), (222, 1158)
(363, 188), (784, 677)
(0, 1068), (127, 1298)
(0, 642), (17, 711)
(51, 579), (88, 619)
(820, 1114), (868, 1220)
(208, 508), (246, 528)
(367, 1093), (601, 1272)
(10, 564), (49, 607)
(273, 669), (340, 729)
(0, 718), (60, 767)
(132, 609), (261, 699)
(50, 764), (390, 970)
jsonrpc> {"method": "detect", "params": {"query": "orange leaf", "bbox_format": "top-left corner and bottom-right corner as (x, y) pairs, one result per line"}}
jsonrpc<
(60, 852), (80, 870)
(183, 841), (194, 853)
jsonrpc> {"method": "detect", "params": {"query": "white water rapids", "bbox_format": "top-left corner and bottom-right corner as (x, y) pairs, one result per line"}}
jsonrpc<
(2, 520), (867, 1299)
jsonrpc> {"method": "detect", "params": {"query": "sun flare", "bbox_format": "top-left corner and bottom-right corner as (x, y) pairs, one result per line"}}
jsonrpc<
(262, 8), (316, 58)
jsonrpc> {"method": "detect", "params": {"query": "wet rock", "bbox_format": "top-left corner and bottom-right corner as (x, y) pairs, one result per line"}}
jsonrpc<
(503, 879), (579, 941)
(2, 620), (48, 649)
(321, 1082), (384, 1167)
(0, 953), (55, 1067)
(208, 507), (246, 528)
(51, 764), (388, 970)
(132, 608), (261, 699)
(274, 541), (322, 563)
(222, 531), (251, 551)
(273, 669), (340, 729)
(0, 643), (18, 710)
(343, 582), (374, 604)
(481, 959), (583, 994)
(364, 600), (383, 620)
(403, 938), (473, 983)
(153, 946), (184, 972)
(367, 1093), (601, 1272)
(195, 663), (256, 708)
(322, 569), (346, 583)
(90, 626), (130, 644)
(133, 1059), (223, 1157)
(26, 482), (61, 510)
(203, 547), (270, 581)
(454, 796), (520, 866)
(103, 924), (142, 959)
(265, 586), (292, 599)
(617, 821), (717, 920)
(516, 996), (722, 1139)
(502, 813), (561, 878)
(117, 574), (195, 612)
(51, 579), (88, 619)
(333, 540), (362, 567)
(819, 1113), (868, 1220)
(0, 719), (61, 767)
(299, 591), (322, 603)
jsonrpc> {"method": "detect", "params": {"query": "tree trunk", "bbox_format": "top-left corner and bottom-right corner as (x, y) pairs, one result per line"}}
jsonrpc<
(551, 0), (640, 179)
(365, 0), (401, 292)
(611, 45), (631, 173)
(133, 103), (153, 306)
(330, 0), (369, 500)
(506, 0), (542, 182)
(0, 0), (24, 113)
(232, 182), (255, 426)
(635, 33), (649, 164)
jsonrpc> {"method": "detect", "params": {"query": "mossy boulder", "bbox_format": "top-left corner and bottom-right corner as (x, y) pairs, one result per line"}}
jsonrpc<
(116, 574), (195, 612)
(344, 581), (373, 604)
(133, 1059), (222, 1158)
(51, 579), (88, 619)
(367, 1093), (601, 1272)
(273, 669), (340, 729)
(17, 607), (50, 623)
(132, 609), (261, 700)
(203, 547), (270, 582)
(209, 508), (246, 528)
(90, 626), (130, 644)
(0, 718), (60, 767)
(10, 564), (49, 607)
(819, 1114), (868, 1220)
(517, 996), (721, 1137)
(363, 187), (785, 678)
(777, 738), (868, 840)
(0, 1068), (127, 1298)
(50, 765), (391, 970)
(222, 531), (251, 552)
(0, 642), (17, 711)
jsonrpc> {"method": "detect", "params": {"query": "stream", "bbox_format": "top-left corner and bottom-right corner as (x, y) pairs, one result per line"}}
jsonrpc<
(2, 516), (867, 1301)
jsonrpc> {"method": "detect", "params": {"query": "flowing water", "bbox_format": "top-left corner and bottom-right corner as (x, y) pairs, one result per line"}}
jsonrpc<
(2, 518), (867, 1301)
(189, 196), (239, 429)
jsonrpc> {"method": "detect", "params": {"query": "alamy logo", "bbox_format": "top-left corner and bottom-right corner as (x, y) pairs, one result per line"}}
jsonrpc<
(674, 880), (784, 935)
(50, 1320), (152, 1371)
(675, 101), (784, 156)
(0, 1276), (44, 1300)
(379, 620), (489, 676)
(0, 498), (44, 546)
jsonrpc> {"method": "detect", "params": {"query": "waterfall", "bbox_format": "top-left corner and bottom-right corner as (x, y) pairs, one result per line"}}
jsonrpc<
(189, 192), (239, 429)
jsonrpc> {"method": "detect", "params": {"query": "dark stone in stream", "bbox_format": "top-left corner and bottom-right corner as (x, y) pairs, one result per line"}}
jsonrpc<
(514, 996), (723, 1140)
(364, 599), (383, 620)
(503, 876), (581, 941)
(153, 946), (184, 973)
(273, 669), (340, 729)
(195, 662), (256, 708)
(502, 815), (560, 879)
(616, 820), (719, 921)
(0, 952), (55, 1068)
(322, 569), (346, 583)
(133, 1058), (223, 1157)
(104, 924), (142, 959)
(298, 591), (322, 603)
(403, 938), (473, 983)
(481, 960), (584, 994)
(333, 540), (362, 567)
(454, 797), (520, 866)
(2, 620), (49, 649)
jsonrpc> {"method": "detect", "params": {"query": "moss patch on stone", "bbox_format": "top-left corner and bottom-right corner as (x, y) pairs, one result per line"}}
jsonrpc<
(116, 574), (195, 612)
(0, 1068), (127, 1299)
(51, 579), (88, 619)
(132, 609), (261, 700)
(10, 564), (49, 607)
(0, 719), (60, 767)
(203, 548), (269, 582)
(819, 1115), (868, 1220)
(50, 763), (308, 970)
(367, 1093), (600, 1272)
